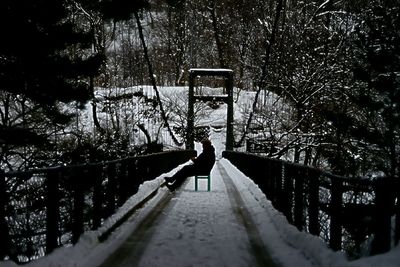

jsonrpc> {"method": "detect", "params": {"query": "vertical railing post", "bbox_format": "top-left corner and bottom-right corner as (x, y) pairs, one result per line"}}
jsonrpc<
(274, 161), (283, 210)
(135, 158), (145, 189)
(330, 178), (343, 251)
(273, 160), (281, 207)
(0, 169), (10, 259)
(127, 158), (138, 196)
(396, 183), (400, 246)
(72, 167), (84, 244)
(118, 160), (128, 205)
(308, 169), (320, 236)
(92, 165), (103, 230)
(264, 159), (272, 200)
(106, 163), (117, 216)
(294, 169), (304, 231)
(281, 164), (293, 223)
(46, 170), (60, 254)
(371, 178), (395, 255)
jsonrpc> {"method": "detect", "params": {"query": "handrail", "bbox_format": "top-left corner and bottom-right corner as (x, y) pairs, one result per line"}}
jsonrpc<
(0, 150), (196, 263)
(222, 151), (399, 259)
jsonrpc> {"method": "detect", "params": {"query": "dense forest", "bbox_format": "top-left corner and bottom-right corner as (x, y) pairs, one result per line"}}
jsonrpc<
(0, 0), (399, 180)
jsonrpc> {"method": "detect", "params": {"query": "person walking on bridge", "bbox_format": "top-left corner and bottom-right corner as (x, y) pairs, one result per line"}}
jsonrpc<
(165, 138), (215, 191)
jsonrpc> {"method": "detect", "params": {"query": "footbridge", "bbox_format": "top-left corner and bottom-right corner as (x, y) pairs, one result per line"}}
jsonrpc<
(0, 150), (399, 267)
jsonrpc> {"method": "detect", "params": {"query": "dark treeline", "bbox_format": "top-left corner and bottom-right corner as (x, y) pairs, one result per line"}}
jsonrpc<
(0, 0), (399, 180)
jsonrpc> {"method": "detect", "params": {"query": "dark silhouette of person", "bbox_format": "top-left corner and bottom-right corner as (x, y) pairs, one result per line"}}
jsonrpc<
(165, 138), (215, 191)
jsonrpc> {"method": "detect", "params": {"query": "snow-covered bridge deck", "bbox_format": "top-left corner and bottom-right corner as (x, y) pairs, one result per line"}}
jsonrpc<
(79, 160), (319, 267)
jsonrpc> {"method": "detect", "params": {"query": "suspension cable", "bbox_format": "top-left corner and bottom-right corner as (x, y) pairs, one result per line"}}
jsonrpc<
(234, 0), (284, 147)
(134, 11), (184, 147)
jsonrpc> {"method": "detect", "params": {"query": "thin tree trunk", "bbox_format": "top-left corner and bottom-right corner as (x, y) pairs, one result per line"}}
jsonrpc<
(90, 76), (106, 134)
(137, 123), (152, 144)
(209, 3), (225, 68)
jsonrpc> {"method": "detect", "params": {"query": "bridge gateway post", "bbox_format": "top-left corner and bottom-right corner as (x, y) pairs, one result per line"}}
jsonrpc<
(186, 68), (234, 151)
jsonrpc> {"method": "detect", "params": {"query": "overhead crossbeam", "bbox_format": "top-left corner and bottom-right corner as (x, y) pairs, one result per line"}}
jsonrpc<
(187, 68), (234, 151)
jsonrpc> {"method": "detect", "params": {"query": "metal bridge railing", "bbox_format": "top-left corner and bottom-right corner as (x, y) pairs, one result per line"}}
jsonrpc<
(223, 151), (400, 259)
(0, 150), (196, 263)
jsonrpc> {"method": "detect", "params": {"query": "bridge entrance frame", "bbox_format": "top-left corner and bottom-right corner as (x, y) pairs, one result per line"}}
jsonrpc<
(186, 68), (234, 151)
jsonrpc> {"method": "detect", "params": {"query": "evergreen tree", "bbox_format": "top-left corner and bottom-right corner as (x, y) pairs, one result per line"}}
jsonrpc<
(0, 0), (102, 145)
(0, 0), (149, 147)
(346, 1), (400, 178)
